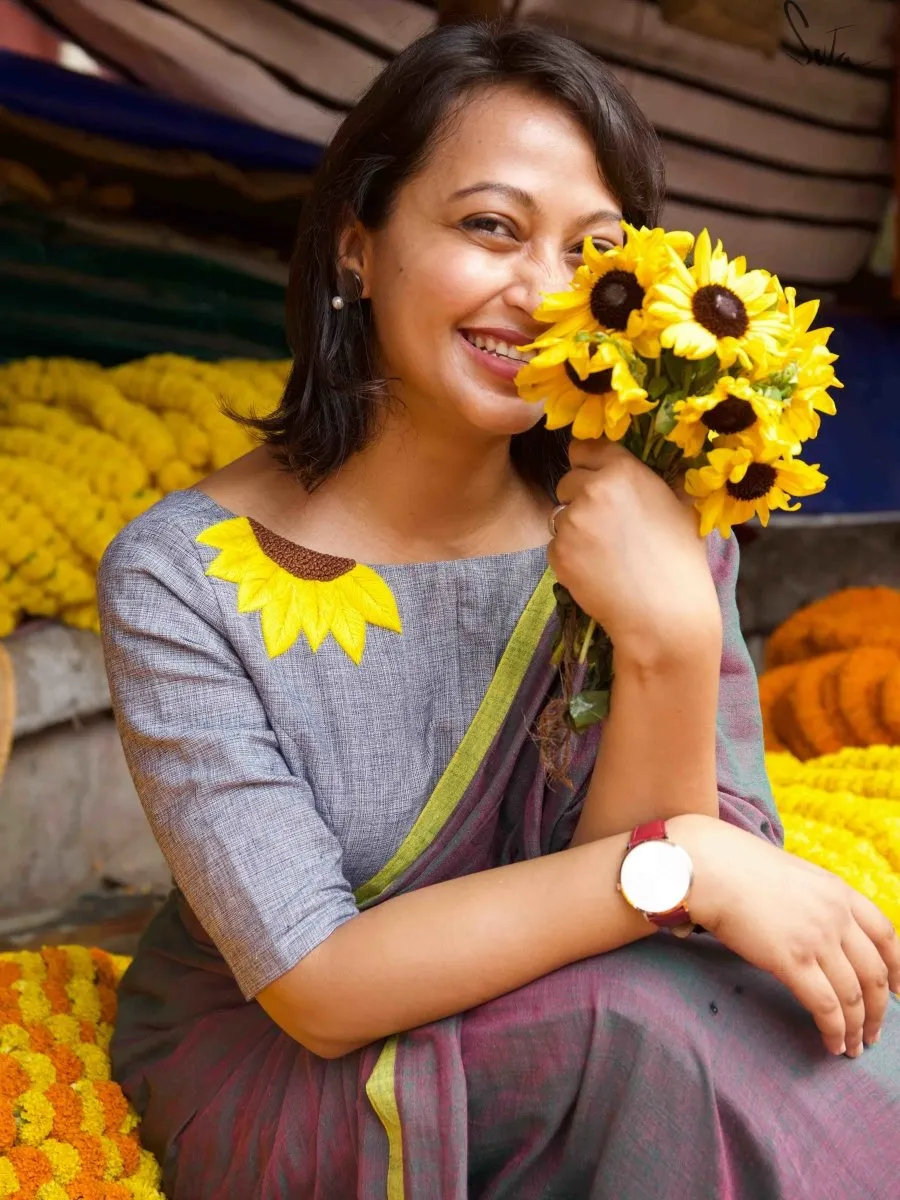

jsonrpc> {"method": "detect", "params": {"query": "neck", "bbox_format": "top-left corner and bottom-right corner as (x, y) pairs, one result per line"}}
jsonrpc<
(306, 412), (551, 562)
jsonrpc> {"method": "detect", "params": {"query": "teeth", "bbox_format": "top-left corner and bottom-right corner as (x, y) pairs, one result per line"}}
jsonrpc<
(463, 332), (534, 363)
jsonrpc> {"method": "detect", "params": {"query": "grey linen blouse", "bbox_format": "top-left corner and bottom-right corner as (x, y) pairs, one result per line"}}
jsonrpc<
(97, 489), (549, 1000)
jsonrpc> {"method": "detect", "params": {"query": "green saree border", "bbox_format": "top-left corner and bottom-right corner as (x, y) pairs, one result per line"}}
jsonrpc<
(354, 565), (556, 907)
(365, 1036), (405, 1200)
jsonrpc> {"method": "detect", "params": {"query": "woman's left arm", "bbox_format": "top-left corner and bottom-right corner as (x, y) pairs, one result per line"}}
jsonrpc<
(570, 530), (784, 847)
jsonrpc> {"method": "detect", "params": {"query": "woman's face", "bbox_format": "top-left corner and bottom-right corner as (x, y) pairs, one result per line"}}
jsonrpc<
(358, 85), (625, 441)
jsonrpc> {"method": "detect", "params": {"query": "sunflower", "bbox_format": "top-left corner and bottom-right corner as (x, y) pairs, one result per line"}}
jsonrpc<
(684, 441), (827, 537)
(748, 282), (842, 444)
(646, 229), (791, 370)
(668, 375), (783, 458)
(529, 223), (694, 357)
(516, 334), (652, 440)
(197, 517), (402, 664)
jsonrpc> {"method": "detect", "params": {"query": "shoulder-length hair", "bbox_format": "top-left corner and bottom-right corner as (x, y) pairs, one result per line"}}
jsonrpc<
(240, 20), (665, 499)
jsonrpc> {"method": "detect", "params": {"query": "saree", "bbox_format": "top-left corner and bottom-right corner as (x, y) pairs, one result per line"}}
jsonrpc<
(111, 554), (900, 1199)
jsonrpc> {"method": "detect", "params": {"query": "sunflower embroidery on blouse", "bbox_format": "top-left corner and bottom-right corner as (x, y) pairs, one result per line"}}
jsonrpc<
(197, 517), (403, 665)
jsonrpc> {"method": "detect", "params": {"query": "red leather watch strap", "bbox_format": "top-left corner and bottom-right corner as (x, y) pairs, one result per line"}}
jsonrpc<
(626, 820), (692, 930)
(627, 819), (668, 850)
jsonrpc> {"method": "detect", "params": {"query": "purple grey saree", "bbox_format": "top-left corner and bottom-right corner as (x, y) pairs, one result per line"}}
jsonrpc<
(109, 537), (900, 1200)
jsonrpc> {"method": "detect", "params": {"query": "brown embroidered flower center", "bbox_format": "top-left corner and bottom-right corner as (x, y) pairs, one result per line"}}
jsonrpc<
(250, 520), (355, 581)
(726, 462), (777, 501)
(691, 285), (748, 339)
(701, 395), (756, 434)
(589, 269), (644, 330)
(564, 361), (615, 395)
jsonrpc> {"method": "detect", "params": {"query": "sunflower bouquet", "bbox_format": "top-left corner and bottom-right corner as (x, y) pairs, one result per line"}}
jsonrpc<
(515, 224), (840, 743)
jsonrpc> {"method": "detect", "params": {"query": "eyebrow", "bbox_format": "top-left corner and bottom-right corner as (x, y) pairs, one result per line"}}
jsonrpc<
(449, 181), (622, 229)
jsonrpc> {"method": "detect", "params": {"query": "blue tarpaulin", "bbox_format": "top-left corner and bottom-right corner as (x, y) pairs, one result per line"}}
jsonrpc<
(0, 49), (324, 171)
(799, 311), (900, 515)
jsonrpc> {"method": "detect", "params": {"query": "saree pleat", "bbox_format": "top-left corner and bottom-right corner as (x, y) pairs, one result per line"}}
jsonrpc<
(111, 549), (900, 1199)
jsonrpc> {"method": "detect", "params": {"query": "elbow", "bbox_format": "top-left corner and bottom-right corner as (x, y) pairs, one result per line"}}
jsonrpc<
(257, 994), (355, 1059)
(256, 948), (368, 1060)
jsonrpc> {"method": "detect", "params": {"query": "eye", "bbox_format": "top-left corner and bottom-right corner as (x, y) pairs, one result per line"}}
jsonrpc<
(461, 215), (517, 240)
(569, 237), (616, 258)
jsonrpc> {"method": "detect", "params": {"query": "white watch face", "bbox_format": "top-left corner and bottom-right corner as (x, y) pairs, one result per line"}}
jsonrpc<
(620, 840), (693, 915)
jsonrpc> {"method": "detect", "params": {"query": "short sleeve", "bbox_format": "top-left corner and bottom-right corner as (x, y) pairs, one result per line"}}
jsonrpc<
(707, 530), (784, 849)
(97, 515), (361, 1000)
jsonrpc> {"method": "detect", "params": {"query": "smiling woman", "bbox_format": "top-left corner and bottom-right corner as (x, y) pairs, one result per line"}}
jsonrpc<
(96, 18), (900, 1200)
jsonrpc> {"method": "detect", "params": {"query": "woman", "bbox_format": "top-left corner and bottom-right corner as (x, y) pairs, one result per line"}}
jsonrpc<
(98, 21), (900, 1200)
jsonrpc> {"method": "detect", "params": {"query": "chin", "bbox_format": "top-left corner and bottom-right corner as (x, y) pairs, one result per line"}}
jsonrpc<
(456, 388), (547, 438)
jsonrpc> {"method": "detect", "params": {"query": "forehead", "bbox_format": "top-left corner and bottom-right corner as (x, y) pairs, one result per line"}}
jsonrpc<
(411, 86), (617, 212)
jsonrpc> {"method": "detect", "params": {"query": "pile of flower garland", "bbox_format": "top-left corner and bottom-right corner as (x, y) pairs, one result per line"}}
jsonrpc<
(769, 746), (900, 929)
(758, 588), (900, 759)
(0, 946), (163, 1199)
(0, 355), (289, 638)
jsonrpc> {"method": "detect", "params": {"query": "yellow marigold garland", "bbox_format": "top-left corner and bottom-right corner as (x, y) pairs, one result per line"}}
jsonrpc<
(768, 745), (900, 931)
(0, 355), (289, 637)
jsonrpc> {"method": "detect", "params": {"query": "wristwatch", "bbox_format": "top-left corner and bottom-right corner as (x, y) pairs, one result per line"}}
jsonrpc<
(617, 819), (695, 938)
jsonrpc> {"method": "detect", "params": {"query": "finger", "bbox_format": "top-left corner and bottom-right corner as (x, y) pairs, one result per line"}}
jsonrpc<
(842, 925), (890, 1048)
(848, 891), (900, 995)
(778, 961), (846, 1055)
(817, 946), (867, 1057)
(567, 437), (619, 468)
(555, 468), (603, 505)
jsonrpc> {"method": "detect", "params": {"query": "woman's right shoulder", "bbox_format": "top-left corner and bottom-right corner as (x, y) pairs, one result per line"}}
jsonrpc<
(97, 489), (229, 615)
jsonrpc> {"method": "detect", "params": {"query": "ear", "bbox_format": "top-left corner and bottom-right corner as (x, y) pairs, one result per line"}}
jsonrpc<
(337, 217), (374, 299)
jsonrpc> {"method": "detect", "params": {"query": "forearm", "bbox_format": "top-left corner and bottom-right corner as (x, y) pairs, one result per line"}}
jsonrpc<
(258, 826), (664, 1057)
(570, 638), (722, 848)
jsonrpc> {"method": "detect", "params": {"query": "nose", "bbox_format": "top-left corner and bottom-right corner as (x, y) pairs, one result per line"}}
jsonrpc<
(504, 250), (574, 323)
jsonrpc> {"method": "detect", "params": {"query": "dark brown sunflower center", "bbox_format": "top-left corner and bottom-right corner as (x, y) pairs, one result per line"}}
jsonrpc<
(691, 285), (749, 339)
(725, 462), (777, 502)
(701, 395), (756, 434)
(589, 270), (645, 330)
(564, 361), (614, 395)
(251, 519), (355, 581)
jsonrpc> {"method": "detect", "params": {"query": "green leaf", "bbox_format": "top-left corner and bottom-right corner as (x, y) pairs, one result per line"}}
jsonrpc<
(653, 401), (678, 436)
(567, 689), (611, 730)
(647, 374), (669, 400)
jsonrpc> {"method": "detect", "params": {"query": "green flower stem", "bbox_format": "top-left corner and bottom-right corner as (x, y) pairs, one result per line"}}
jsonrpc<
(578, 616), (597, 665)
(642, 415), (655, 459)
(683, 361), (695, 396)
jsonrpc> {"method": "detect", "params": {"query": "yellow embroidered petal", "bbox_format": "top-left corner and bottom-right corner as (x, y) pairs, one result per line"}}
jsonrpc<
(328, 594), (369, 665)
(233, 560), (284, 614)
(341, 566), (404, 633)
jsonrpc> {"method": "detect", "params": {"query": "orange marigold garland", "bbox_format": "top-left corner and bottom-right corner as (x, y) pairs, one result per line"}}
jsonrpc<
(765, 587), (900, 670)
(836, 647), (899, 748)
(758, 663), (803, 752)
(785, 651), (850, 758)
(759, 647), (900, 761)
(0, 947), (163, 1200)
(881, 666), (900, 742)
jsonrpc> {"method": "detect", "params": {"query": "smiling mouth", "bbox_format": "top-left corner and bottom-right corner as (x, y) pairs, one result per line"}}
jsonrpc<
(460, 330), (535, 364)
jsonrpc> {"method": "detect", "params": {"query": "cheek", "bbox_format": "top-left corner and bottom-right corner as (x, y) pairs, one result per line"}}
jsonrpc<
(376, 241), (509, 338)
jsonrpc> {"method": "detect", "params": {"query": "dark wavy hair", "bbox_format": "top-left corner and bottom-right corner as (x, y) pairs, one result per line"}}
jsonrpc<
(239, 20), (665, 499)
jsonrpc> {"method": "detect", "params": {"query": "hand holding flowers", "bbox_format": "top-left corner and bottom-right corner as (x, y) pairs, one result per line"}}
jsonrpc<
(549, 438), (721, 668)
(515, 224), (840, 757)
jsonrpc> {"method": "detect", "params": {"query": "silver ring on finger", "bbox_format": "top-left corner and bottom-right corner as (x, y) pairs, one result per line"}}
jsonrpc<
(548, 503), (568, 538)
